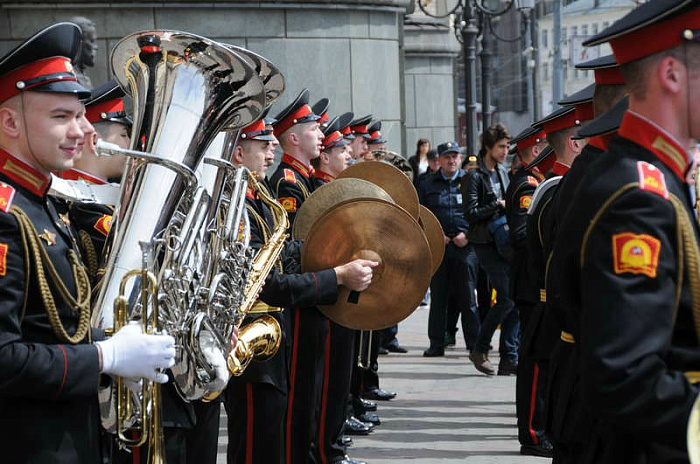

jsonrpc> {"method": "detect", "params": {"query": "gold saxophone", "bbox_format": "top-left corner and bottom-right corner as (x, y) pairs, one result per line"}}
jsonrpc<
(227, 172), (289, 376)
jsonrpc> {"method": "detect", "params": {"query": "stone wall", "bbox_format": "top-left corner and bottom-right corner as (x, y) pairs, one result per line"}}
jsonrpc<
(1, 0), (458, 157)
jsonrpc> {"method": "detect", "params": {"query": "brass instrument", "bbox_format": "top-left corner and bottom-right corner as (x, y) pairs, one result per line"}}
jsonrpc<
(92, 29), (265, 457)
(227, 173), (288, 376)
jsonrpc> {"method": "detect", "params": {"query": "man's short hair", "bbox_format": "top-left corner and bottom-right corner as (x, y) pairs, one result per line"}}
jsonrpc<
(593, 84), (627, 117)
(546, 126), (577, 157)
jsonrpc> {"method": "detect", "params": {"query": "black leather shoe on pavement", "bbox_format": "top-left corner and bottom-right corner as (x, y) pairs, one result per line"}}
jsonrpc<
(339, 435), (353, 447)
(363, 387), (396, 401)
(378, 346), (389, 355)
(357, 412), (380, 425)
(423, 347), (444, 357)
(360, 398), (377, 411)
(335, 455), (367, 464)
(497, 359), (518, 376)
(386, 344), (408, 353)
(520, 439), (554, 458)
(344, 417), (372, 435)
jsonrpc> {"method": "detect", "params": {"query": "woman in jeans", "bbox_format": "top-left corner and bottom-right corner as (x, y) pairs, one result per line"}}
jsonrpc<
(461, 124), (519, 376)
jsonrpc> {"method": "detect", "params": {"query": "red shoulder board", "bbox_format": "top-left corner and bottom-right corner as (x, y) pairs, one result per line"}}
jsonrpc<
(284, 169), (296, 183)
(0, 182), (16, 213)
(93, 214), (113, 237)
(245, 185), (255, 200)
(526, 176), (538, 187)
(637, 161), (668, 199)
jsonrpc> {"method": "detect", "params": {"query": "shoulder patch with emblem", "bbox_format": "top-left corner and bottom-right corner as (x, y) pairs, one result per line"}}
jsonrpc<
(0, 182), (16, 213)
(93, 215), (113, 237)
(520, 195), (532, 209)
(526, 176), (538, 187)
(279, 197), (297, 213)
(284, 169), (296, 183)
(637, 161), (668, 199)
(0, 242), (7, 276)
(612, 232), (661, 279)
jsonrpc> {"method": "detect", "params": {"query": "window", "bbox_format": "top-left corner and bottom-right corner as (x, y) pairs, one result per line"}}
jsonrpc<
(571, 25), (578, 38)
(543, 63), (549, 81)
(602, 21), (610, 29)
(592, 23), (599, 35)
(542, 29), (549, 48)
(562, 26), (568, 42)
(581, 24), (588, 37)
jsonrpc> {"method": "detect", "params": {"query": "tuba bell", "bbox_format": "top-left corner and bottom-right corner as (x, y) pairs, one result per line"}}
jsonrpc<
(92, 29), (265, 451)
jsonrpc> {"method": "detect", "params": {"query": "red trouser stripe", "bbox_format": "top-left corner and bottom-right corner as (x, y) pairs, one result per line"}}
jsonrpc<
(319, 324), (332, 464)
(246, 383), (254, 464)
(528, 363), (541, 445)
(286, 310), (302, 464)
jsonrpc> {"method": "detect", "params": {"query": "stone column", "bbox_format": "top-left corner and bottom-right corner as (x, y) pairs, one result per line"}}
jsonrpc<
(403, 14), (460, 155)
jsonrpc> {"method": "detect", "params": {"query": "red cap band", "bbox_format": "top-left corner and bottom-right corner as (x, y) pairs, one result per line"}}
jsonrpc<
(369, 131), (381, 140)
(516, 130), (546, 152)
(0, 57), (78, 103)
(611, 9), (700, 65)
(594, 67), (625, 85)
(274, 104), (314, 137)
(543, 110), (580, 134)
(351, 124), (368, 135)
(341, 126), (352, 135)
(319, 112), (329, 125)
(242, 119), (266, 137)
(86, 98), (125, 123)
(322, 131), (343, 149)
(575, 101), (595, 123)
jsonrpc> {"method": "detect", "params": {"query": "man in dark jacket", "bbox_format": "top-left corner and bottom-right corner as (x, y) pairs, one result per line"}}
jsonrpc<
(419, 142), (479, 357)
(462, 123), (519, 376)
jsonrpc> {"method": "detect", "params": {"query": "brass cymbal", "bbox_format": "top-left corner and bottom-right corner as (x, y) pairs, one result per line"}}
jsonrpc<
(336, 161), (420, 220)
(419, 205), (445, 275)
(302, 198), (432, 330)
(292, 178), (393, 240)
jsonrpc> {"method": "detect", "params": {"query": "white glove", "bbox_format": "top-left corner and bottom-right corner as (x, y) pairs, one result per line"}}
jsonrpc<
(96, 321), (176, 384)
(199, 329), (230, 392)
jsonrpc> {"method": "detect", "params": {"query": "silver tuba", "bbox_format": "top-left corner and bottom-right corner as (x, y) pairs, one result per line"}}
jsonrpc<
(93, 28), (266, 437)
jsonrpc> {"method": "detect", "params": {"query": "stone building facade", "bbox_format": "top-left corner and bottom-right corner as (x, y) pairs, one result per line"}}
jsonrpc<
(0, 0), (458, 157)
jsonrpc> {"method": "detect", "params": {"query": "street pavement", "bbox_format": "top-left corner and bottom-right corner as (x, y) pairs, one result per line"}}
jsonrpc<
(217, 305), (550, 463)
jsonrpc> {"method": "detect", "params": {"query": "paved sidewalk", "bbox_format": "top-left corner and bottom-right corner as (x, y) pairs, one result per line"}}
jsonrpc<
(217, 305), (550, 463)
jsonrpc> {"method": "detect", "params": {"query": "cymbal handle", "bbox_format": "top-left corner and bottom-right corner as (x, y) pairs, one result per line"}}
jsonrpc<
(348, 291), (360, 304)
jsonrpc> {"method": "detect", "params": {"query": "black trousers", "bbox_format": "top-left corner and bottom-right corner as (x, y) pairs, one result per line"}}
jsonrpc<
(515, 301), (547, 446)
(225, 380), (286, 464)
(428, 243), (479, 351)
(316, 322), (356, 464)
(286, 307), (329, 464)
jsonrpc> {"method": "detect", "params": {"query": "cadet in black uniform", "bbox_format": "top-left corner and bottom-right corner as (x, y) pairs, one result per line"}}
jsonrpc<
(227, 116), (375, 464)
(0, 22), (175, 464)
(548, 2), (700, 462)
(542, 58), (627, 464)
(504, 126), (550, 456)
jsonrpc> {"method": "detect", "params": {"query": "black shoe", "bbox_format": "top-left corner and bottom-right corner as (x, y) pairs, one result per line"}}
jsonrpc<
(360, 398), (377, 411)
(520, 440), (554, 458)
(339, 435), (353, 447)
(357, 412), (380, 425)
(344, 417), (372, 435)
(363, 387), (396, 401)
(334, 456), (367, 464)
(423, 347), (444, 357)
(378, 346), (389, 355)
(386, 344), (408, 353)
(444, 331), (456, 347)
(497, 359), (518, 376)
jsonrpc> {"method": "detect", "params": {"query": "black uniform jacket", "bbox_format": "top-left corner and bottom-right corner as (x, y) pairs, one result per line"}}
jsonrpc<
(0, 150), (101, 464)
(234, 182), (337, 392)
(549, 112), (700, 464)
(268, 154), (315, 232)
(506, 166), (541, 305)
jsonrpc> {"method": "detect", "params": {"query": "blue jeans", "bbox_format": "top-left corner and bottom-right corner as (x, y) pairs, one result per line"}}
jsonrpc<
(472, 243), (519, 362)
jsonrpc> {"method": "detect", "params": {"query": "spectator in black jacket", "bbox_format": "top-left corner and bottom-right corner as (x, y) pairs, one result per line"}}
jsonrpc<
(461, 124), (519, 376)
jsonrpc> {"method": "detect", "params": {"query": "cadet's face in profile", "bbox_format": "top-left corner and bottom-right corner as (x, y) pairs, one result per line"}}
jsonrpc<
(21, 92), (86, 175)
(239, 139), (273, 178)
(327, 144), (351, 176)
(349, 136), (368, 160)
(299, 122), (323, 159)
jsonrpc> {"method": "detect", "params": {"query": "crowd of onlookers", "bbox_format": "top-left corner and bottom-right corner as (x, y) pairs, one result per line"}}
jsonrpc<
(410, 127), (521, 376)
